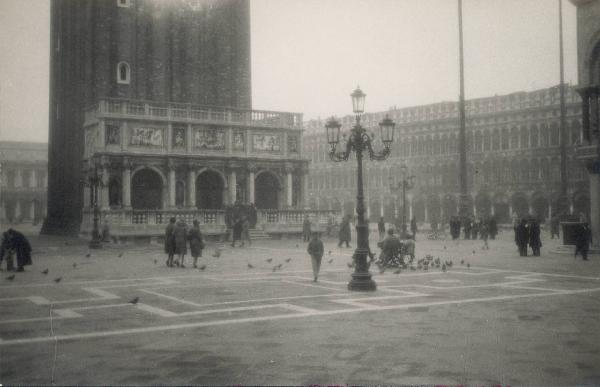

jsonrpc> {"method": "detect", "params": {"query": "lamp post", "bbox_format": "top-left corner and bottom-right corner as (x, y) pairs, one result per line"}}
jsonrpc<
(390, 165), (415, 236)
(87, 165), (103, 249)
(326, 86), (395, 291)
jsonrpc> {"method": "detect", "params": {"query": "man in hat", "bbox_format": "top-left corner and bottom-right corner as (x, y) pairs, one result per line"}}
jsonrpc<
(307, 231), (324, 282)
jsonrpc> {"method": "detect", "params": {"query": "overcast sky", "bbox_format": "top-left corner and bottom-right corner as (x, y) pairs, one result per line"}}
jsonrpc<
(0, 0), (578, 142)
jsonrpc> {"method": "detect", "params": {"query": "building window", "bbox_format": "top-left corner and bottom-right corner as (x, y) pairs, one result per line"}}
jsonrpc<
(117, 62), (130, 84)
(117, 0), (131, 7)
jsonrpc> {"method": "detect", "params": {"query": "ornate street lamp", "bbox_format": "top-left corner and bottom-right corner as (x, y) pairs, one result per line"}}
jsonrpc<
(390, 165), (416, 237)
(86, 164), (103, 249)
(326, 86), (395, 291)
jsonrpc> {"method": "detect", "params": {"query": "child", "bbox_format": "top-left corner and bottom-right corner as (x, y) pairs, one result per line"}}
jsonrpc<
(307, 232), (324, 282)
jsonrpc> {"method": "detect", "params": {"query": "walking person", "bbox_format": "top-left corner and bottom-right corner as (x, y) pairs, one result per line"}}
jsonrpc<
(307, 232), (324, 282)
(248, 203), (257, 228)
(338, 215), (351, 248)
(575, 223), (592, 260)
(488, 217), (498, 240)
(378, 217), (386, 241)
(188, 220), (205, 268)
(164, 217), (176, 267)
(241, 216), (251, 247)
(231, 217), (243, 247)
(480, 220), (489, 250)
(0, 229), (32, 272)
(173, 219), (188, 267)
(410, 217), (418, 240)
(0, 230), (15, 271)
(528, 219), (542, 256)
(550, 215), (560, 240)
(302, 216), (312, 242)
(515, 219), (529, 257)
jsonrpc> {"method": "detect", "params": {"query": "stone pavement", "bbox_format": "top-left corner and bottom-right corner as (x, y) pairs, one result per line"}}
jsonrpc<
(1, 230), (599, 386)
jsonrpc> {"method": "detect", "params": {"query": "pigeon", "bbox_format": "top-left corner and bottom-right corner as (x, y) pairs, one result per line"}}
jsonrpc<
(41, 269), (49, 275)
(212, 250), (221, 258)
(129, 297), (139, 305)
(54, 277), (62, 283)
(328, 250), (332, 255)
(443, 245), (447, 250)
(85, 253), (91, 258)
(266, 258), (273, 263)
(247, 263), (254, 269)
(199, 265), (206, 271)
(295, 244), (299, 248)
(277, 263), (283, 269)
(393, 269), (401, 274)
(72, 263), (77, 268)
(6, 274), (15, 281)
(118, 253), (123, 258)
(467, 263), (471, 268)
(460, 259), (464, 265)
(347, 262), (353, 268)
(153, 259), (157, 264)
(472, 250), (476, 255)
(328, 259), (334, 264)
(448, 260), (453, 267)
(285, 258), (292, 263)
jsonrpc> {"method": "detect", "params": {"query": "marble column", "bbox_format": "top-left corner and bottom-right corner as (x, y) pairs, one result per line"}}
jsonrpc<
(188, 168), (196, 208)
(122, 163), (131, 209)
(168, 166), (176, 208)
(589, 173), (600, 249)
(100, 166), (110, 210)
(409, 197), (414, 220)
(229, 170), (237, 205)
(286, 171), (293, 208)
(248, 170), (255, 204)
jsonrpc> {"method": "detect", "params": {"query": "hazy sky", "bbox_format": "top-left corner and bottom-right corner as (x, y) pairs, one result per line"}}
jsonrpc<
(0, 0), (578, 142)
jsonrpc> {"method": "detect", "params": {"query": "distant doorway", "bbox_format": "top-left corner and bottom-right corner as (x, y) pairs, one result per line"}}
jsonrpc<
(131, 169), (163, 209)
(255, 172), (280, 209)
(196, 171), (224, 209)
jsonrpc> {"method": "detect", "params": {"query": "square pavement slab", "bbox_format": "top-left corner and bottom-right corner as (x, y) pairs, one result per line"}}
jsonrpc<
(1, 230), (599, 385)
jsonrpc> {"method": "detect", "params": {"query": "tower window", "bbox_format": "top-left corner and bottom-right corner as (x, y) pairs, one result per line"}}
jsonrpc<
(117, 0), (131, 7)
(117, 62), (130, 84)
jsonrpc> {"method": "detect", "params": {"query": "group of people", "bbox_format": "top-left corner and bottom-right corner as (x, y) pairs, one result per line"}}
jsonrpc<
(0, 228), (32, 272)
(449, 216), (498, 242)
(225, 201), (256, 247)
(164, 218), (204, 268)
(514, 218), (542, 256)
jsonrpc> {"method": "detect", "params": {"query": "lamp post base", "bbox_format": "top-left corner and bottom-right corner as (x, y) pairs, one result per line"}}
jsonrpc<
(348, 272), (377, 291)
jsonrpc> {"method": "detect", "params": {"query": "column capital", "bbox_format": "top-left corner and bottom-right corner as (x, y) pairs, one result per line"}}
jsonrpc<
(283, 162), (295, 174)
(246, 163), (258, 173)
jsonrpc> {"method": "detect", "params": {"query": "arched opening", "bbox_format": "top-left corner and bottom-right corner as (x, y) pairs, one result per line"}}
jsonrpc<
(511, 192), (529, 219)
(475, 192), (492, 218)
(493, 194), (510, 223)
(255, 171), (280, 209)
(196, 170), (224, 209)
(131, 169), (163, 209)
(108, 178), (121, 207)
(117, 62), (130, 84)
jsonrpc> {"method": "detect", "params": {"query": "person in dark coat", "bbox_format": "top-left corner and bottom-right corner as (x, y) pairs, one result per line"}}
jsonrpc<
(241, 216), (251, 247)
(515, 219), (529, 257)
(248, 203), (257, 228)
(164, 217), (176, 267)
(377, 228), (402, 267)
(231, 217), (243, 247)
(550, 215), (560, 239)
(575, 223), (592, 260)
(173, 219), (188, 267)
(378, 217), (386, 241)
(338, 216), (351, 247)
(302, 216), (312, 242)
(480, 220), (489, 250)
(410, 217), (418, 240)
(488, 217), (498, 240)
(188, 220), (204, 268)
(0, 231), (15, 271)
(0, 229), (32, 272)
(528, 219), (542, 256)
(307, 232), (324, 282)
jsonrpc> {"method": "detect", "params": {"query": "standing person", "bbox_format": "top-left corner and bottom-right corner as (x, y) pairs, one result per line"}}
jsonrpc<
(241, 216), (251, 247)
(410, 217), (418, 240)
(0, 230), (15, 271)
(173, 219), (188, 267)
(550, 215), (560, 240)
(164, 217), (176, 267)
(528, 219), (542, 256)
(463, 217), (472, 240)
(471, 218), (479, 240)
(224, 205), (234, 241)
(488, 217), (498, 240)
(377, 228), (402, 267)
(248, 203), (257, 228)
(378, 217), (386, 241)
(575, 223), (592, 260)
(480, 220), (489, 250)
(307, 232), (324, 282)
(515, 219), (529, 257)
(188, 220), (204, 268)
(231, 217), (243, 247)
(302, 216), (312, 242)
(338, 215), (351, 248)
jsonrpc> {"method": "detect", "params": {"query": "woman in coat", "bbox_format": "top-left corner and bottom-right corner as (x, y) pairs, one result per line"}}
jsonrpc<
(173, 219), (188, 267)
(164, 217), (176, 267)
(338, 216), (351, 248)
(528, 219), (542, 256)
(188, 220), (204, 268)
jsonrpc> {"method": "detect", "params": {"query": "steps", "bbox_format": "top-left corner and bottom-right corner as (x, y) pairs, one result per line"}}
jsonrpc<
(248, 228), (269, 240)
